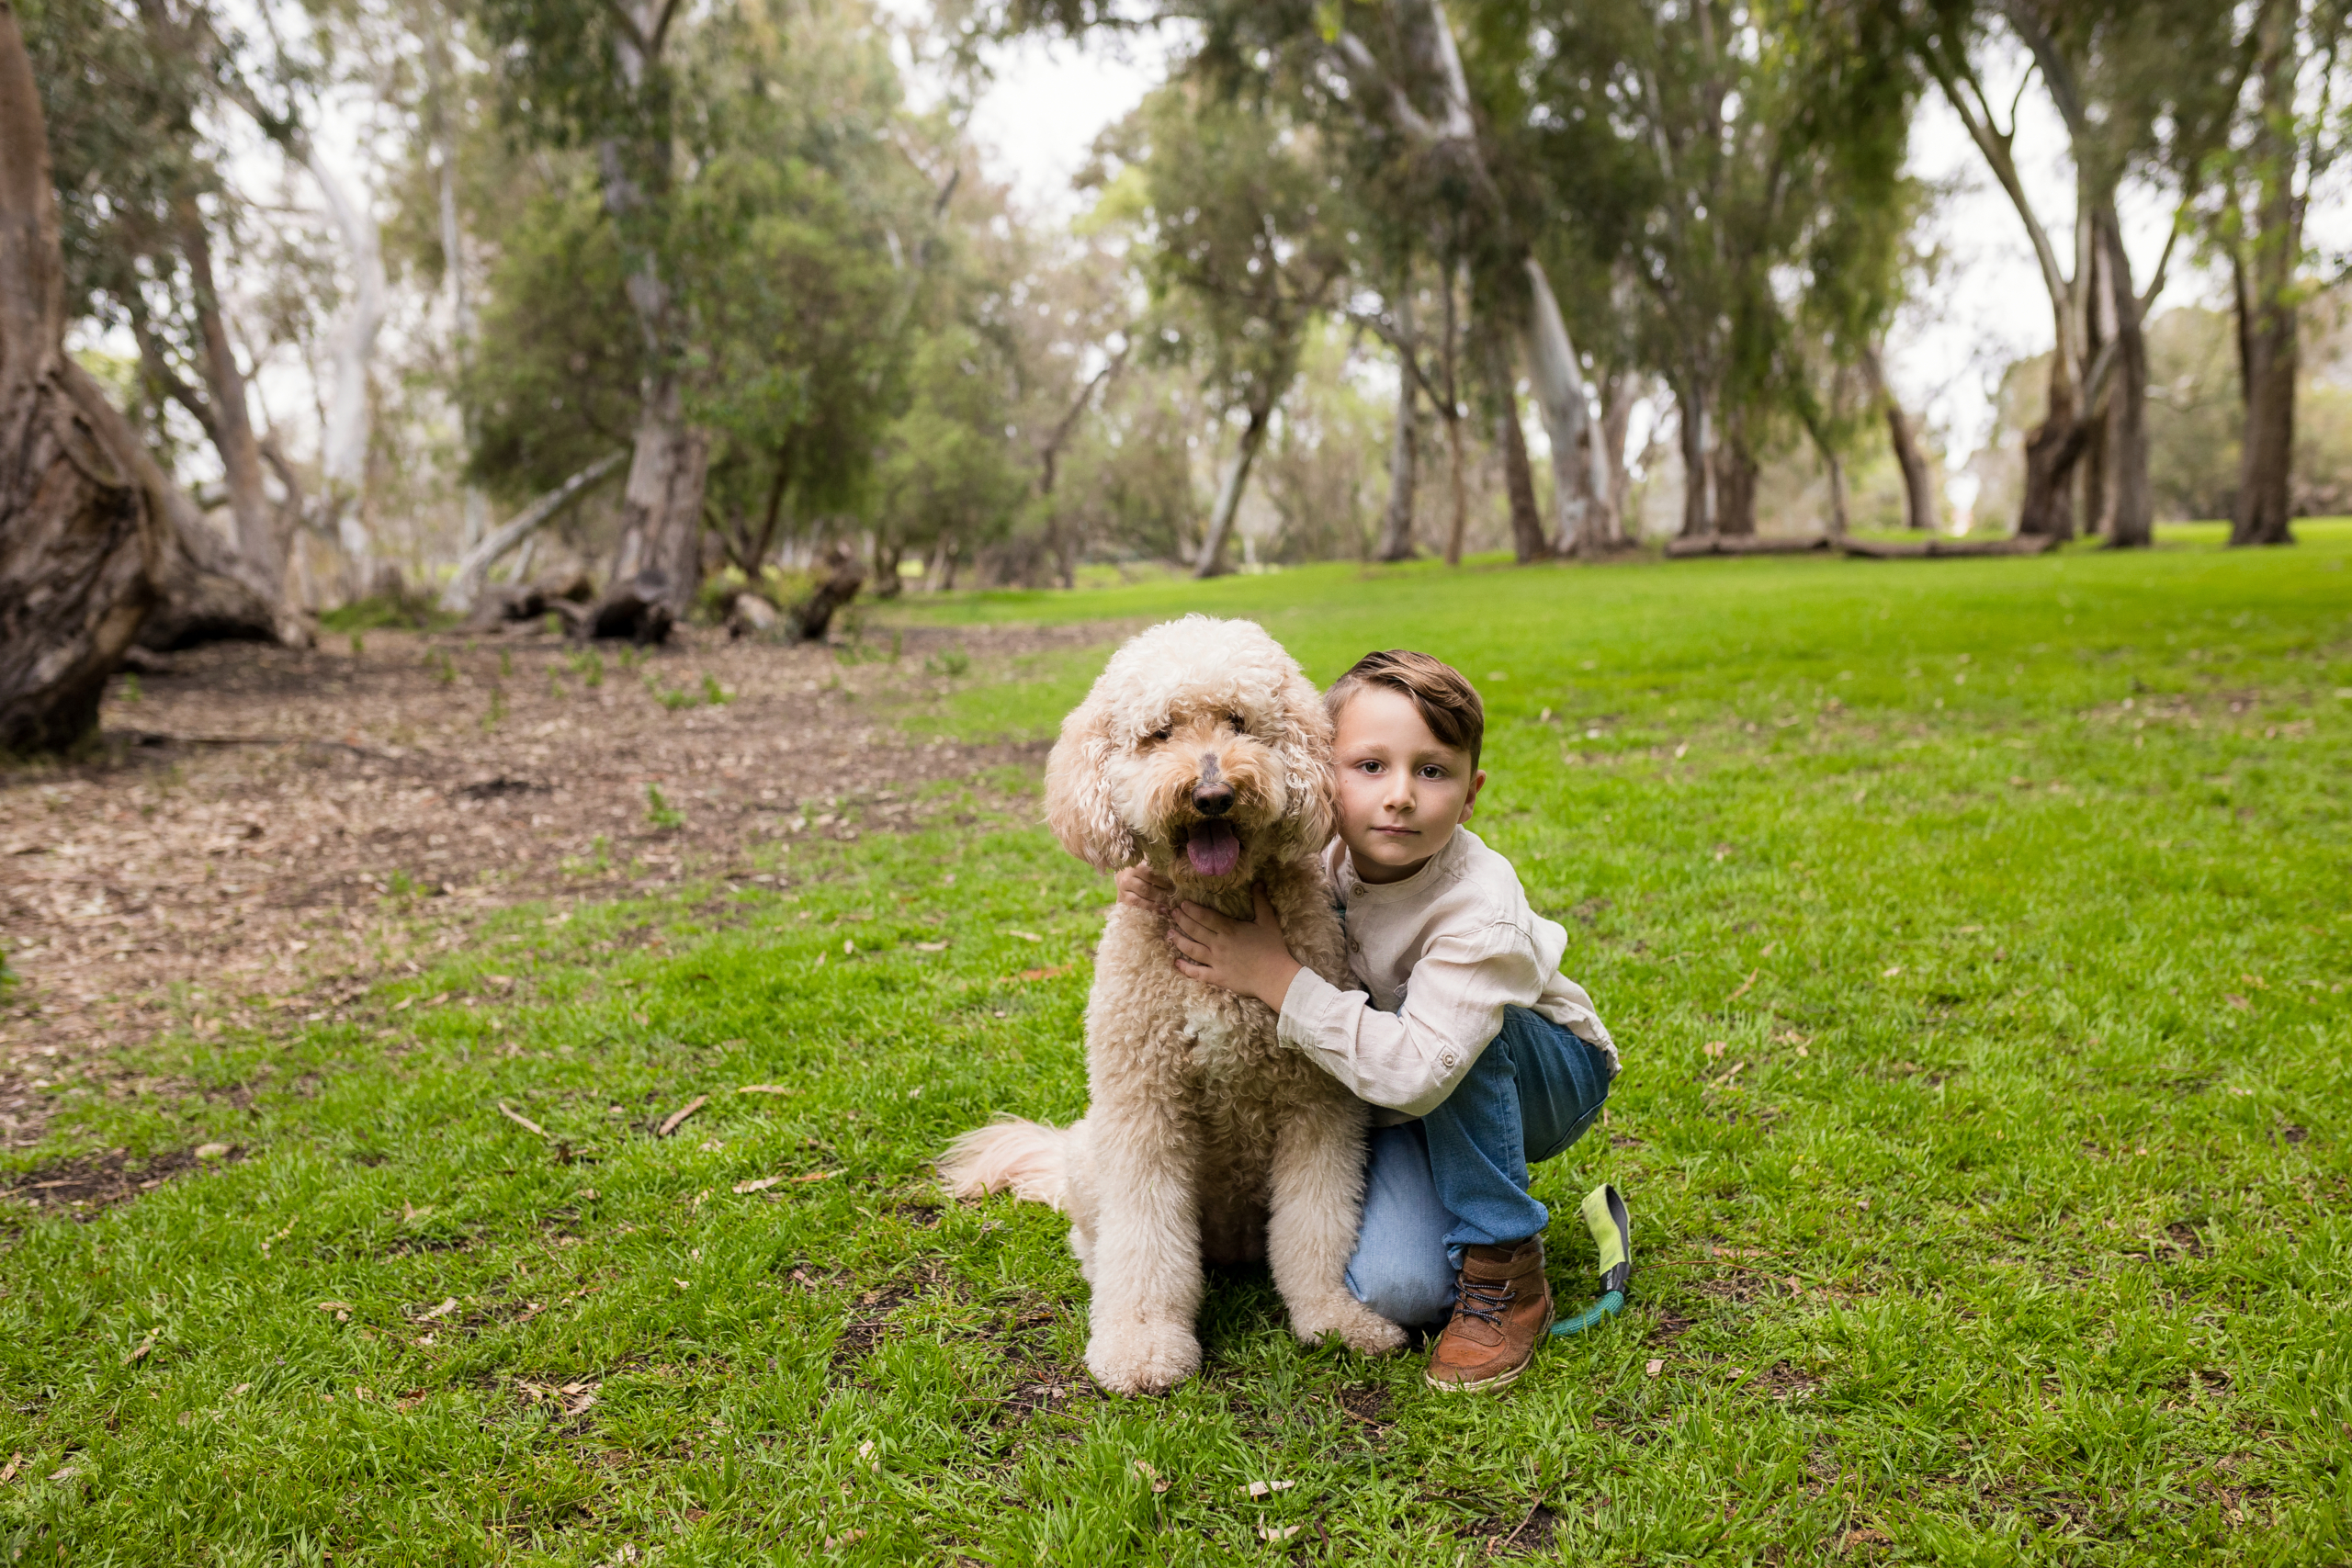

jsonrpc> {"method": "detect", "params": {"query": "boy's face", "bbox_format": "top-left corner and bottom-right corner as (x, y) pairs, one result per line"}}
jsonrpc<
(1330, 685), (1486, 885)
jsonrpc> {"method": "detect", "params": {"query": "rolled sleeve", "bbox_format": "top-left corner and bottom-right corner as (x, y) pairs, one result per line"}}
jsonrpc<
(1277, 925), (1544, 1118)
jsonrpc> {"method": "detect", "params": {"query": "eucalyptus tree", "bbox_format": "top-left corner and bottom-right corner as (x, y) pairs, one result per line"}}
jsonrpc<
(25, 0), (300, 642)
(1911, 0), (2244, 546)
(2210, 0), (2351, 547)
(1098, 79), (1353, 578)
(1515, 0), (1914, 539)
(0, 0), (167, 750)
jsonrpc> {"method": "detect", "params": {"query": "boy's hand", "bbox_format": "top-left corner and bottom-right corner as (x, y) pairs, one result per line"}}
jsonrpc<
(1168, 885), (1303, 1012)
(1114, 864), (1177, 913)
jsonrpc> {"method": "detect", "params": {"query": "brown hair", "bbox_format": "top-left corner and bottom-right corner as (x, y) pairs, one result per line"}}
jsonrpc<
(1326, 650), (1486, 768)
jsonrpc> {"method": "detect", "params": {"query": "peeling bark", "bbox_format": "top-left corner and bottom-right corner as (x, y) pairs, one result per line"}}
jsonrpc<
(0, 2), (164, 751)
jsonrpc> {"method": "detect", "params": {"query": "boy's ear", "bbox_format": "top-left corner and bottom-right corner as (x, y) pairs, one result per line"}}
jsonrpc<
(1459, 767), (1487, 824)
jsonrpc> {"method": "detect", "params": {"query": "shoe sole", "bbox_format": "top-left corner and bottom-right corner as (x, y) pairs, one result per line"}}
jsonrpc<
(1423, 1303), (1553, 1394)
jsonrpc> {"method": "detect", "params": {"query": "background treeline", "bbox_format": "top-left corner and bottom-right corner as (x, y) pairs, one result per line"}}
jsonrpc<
(4, 1), (2350, 743)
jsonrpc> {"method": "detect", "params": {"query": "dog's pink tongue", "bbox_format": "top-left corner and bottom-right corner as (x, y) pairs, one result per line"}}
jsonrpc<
(1185, 820), (1240, 877)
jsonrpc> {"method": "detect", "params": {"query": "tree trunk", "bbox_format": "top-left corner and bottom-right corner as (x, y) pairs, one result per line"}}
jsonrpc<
(787, 542), (863, 640)
(177, 207), (282, 597)
(0, 1), (164, 751)
(1519, 256), (1596, 555)
(2233, 0), (2301, 547)
(2235, 286), (2298, 546)
(1713, 429), (1758, 537)
(1484, 335), (1545, 564)
(300, 144), (387, 595)
(1862, 344), (1937, 533)
(1195, 397), (1271, 579)
(2104, 310), (2153, 544)
(138, 495), (287, 649)
(1676, 378), (1713, 537)
(1600, 372), (1637, 544)
(598, 377), (708, 638)
(1375, 289), (1419, 562)
(2016, 366), (2083, 540)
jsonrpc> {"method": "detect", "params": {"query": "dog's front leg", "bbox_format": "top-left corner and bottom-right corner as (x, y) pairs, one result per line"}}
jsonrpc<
(1267, 1099), (1409, 1357)
(1080, 1103), (1206, 1395)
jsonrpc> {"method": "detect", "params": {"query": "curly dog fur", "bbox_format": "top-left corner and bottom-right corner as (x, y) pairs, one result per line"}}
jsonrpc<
(940, 615), (1407, 1394)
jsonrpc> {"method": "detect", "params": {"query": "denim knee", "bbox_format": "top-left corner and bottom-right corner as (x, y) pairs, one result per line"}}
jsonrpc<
(1345, 1246), (1456, 1329)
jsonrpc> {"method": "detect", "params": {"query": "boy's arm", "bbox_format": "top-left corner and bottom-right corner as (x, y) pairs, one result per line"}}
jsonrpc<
(1276, 924), (1543, 1118)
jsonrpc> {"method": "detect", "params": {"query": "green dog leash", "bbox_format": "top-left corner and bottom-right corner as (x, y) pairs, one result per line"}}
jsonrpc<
(1550, 1183), (1631, 1337)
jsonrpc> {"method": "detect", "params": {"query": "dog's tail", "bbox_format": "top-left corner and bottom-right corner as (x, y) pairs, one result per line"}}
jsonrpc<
(938, 1117), (1071, 1210)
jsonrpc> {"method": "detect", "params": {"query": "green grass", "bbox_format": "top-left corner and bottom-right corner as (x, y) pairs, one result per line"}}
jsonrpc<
(6, 529), (2351, 1564)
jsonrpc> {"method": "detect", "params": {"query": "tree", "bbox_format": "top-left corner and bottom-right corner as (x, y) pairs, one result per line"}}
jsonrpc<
(0, 0), (164, 752)
(1913, 0), (2243, 546)
(1102, 81), (1351, 578)
(2211, 0), (2350, 547)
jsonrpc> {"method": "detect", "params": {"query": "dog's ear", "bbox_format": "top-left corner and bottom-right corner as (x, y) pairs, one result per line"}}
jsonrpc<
(1272, 665), (1335, 854)
(1045, 692), (1136, 871)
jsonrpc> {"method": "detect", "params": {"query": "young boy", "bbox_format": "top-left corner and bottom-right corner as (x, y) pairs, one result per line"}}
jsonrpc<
(1119, 649), (1618, 1393)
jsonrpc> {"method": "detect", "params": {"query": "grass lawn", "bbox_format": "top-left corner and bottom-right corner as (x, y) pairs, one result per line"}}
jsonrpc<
(5, 526), (2350, 1565)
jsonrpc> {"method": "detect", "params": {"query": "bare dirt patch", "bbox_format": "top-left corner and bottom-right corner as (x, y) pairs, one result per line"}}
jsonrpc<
(0, 618), (1112, 1147)
(0, 1143), (237, 1219)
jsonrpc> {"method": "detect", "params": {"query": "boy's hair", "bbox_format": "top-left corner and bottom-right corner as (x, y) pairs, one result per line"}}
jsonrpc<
(1326, 650), (1485, 769)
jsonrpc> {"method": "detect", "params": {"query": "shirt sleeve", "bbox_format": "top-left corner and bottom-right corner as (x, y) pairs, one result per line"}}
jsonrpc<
(1276, 922), (1544, 1118)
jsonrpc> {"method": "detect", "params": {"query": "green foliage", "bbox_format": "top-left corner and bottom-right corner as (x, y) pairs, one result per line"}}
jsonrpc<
(565, 648), (605, 689)
(642, 782), (684, 829)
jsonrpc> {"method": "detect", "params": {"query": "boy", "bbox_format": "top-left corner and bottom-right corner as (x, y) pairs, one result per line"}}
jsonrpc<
(1119, 649), (1618, 1393)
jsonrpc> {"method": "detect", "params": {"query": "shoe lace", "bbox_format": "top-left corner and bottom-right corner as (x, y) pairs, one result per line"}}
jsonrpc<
(1452, 1275), (1516, 1329)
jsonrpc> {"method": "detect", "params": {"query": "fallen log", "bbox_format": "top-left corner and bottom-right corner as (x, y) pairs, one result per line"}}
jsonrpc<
(1665, 535), (1831, 558)
(1836, 535), (2059, 559)
(438, 452), (626, 614)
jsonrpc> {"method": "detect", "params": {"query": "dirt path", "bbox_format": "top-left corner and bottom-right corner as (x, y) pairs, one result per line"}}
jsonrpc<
(0, 617), (1114, 1151)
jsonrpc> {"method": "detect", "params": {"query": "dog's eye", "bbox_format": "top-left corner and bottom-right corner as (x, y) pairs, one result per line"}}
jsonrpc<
(1150, 728), (1170, 742)
(1226, 714), (1245, 732)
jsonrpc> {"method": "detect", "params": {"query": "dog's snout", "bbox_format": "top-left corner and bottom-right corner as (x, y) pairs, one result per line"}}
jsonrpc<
(1193, 752), (1235, 816)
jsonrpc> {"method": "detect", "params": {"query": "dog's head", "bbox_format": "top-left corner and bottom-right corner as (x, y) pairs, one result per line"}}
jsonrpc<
(1045, 615), (1332, 882)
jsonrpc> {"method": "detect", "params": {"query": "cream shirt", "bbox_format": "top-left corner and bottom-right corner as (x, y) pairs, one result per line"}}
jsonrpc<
(1276, 827), (1617, 1121)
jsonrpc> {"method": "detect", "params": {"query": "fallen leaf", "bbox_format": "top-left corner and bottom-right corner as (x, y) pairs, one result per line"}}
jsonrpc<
(657, 1095), (709, 1137)
(736, 1084), (795, 1095)
(496, 1103), (549, 1138)
(391, 996), (413, 1012)
(316, 1301), (353, 1313)
(124, 1337), (155, 1365)
(673, 1278), (690, 1291)
(1724, 967), (1758, 1002)
(1645, 1359), (1664, 1378)
(193, 1142), (231, 1160)
(842, 939), (854, 954)
(414, 1297), (459, 1324)
(2225, 993), (2251, 1010)
(1016, 965), (1070, 982)
(794, 1169), (842, 1184)
(1702, 1041), (1726, 1060)
(911, 941), (948, 952)
(1260, 1525), (1302, 1541)
(47, 1465), (76, 1483)
(824, 1531), (867, 1550)
(0, 1453), (20, 1484)
(1133, 1460), (1170, 1493)
(1856, 1197), (1871, 1211)
(733, 1176), (781, 1194)
(1239, 1479), (1296, 1498)
(698, 1138), (725, 1152)
(1881, 964), (1903, 977)
(1007, 929), (1044, 942)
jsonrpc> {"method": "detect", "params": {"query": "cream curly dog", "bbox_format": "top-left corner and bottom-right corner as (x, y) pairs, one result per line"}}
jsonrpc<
(939, 615), (1408, 1394)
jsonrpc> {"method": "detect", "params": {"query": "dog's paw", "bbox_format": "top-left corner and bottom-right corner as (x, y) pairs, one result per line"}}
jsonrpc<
(1291, 1295), (1409, 1357)
(1086, 1321), (1202, 1395)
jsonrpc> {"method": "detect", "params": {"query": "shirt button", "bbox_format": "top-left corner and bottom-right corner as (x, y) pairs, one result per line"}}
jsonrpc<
(1440, 1048), (1459, 1069)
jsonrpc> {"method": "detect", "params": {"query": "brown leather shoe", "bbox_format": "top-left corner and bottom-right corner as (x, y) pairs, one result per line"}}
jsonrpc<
(1424, 1237), (1552, 1393)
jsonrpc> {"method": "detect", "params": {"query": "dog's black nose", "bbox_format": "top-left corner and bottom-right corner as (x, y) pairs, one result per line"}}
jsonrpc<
(1193, 783), (1235, 817)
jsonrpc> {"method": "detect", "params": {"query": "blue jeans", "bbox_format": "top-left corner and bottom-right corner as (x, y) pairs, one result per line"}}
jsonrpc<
(1343, 1006), (1614, 1328)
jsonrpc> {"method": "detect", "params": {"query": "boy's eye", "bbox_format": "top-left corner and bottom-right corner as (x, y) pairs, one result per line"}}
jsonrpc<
(1358, 760), (1384, 773)
(1419, 764), (1448, 780)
